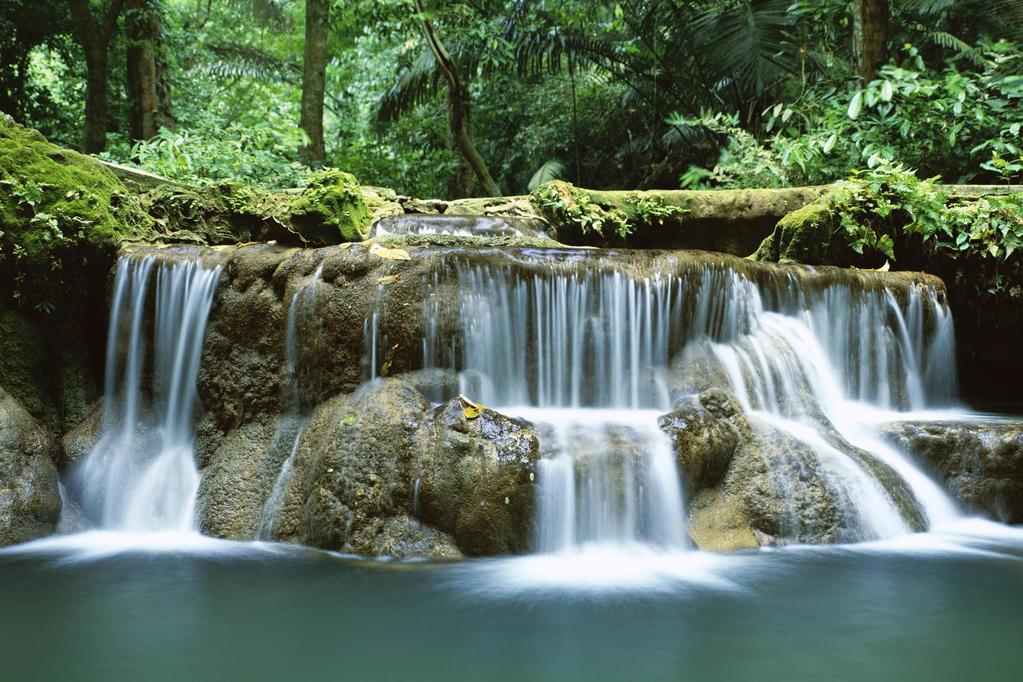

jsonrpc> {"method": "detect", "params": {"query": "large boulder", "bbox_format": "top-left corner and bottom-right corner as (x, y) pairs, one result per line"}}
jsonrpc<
(268, 379), (461, 558)
(418, 398), (539, 555)
(661, 389), (924, 551)
(0, 389), (61, 546)
(882, 419), (1023, 523)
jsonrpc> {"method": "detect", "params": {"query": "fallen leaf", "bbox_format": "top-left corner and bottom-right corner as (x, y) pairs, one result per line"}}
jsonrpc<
(377, 274), (400, 285)
(458, 393), (485, 420)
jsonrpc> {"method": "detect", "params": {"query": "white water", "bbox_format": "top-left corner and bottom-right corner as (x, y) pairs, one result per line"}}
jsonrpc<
(374, 214), (550, 240)
(425, 255), (963, 550)
(71, 255), (220, 532)
(713, 288), (960, 531)
(515, 408), (687, 552)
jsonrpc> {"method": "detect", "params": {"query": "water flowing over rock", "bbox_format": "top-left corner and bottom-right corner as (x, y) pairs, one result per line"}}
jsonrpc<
(57, 237), (987, 558)
(882, 419), (1023, 522)
(0, 389), (61, 546)
(69, 252), (221, 532)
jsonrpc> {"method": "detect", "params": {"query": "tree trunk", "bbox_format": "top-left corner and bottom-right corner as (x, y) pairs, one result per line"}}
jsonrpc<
(853, 0), (888, 84)
(299, 0), (329, 166)
(68, 0), (127, 153)
(126, 0), (172, 142)
(414, 0), (500, 197)
(82, 45), (110, 153)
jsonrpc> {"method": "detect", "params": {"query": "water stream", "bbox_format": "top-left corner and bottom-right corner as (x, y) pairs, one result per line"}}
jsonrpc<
(70, 255), (221, 532)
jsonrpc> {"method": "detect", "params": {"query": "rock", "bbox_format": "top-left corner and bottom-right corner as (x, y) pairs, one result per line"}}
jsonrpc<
(659, 389), (742, 496)
(271, 379), (430, 551)
(197, 418), (293, 539)
(348, 515), (461, 560)
(661, 389), (924, 551)
(882, 419), (1023, 523)
(530, 180), (823, 252)
(0, 389), (61, 546)
(418, 398), (540, 555)
(61, 400), (103, 467)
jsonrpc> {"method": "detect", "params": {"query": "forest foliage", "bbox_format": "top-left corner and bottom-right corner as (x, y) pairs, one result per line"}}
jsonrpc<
(2, 0), (1022, 200)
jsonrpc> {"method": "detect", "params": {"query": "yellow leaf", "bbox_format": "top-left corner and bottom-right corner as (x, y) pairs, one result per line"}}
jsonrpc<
(377, 274), (400, 285)
(369, 242), (412, 260)
(458, 393), (485, 419)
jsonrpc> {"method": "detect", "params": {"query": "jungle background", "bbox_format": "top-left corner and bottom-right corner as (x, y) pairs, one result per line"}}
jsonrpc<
(2, 0), (1022, 198)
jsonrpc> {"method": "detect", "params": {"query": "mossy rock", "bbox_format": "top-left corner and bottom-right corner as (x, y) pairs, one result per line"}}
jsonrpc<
(0, 115), (155, 309)
(530, 180), (822, 252)
(289, 169), (372, 243)
(753, 200), (837, 263)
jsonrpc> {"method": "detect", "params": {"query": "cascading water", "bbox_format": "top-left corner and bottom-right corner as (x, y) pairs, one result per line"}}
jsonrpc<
(422, 252), (961, 551)
(257, 265), (323, 539)
(71, 254), (221, 532)
(711, 282), (961, 529)
(434, 257), (695, 553)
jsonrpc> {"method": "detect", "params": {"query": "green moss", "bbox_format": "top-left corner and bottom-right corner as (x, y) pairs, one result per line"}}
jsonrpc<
(530, 181), (822, 247)
(290, 169), (372, 243)
(0, 114), (154, 309)
(753, 200), (837, 263)
(529, 180), (632, 242)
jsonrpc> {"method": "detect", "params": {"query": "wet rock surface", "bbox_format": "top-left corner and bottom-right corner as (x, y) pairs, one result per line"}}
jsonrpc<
(419, 398), (539, 556)
(0, 389), (61, 546)
(662, 389), (924, 551)
(882, 419), (1023, 523)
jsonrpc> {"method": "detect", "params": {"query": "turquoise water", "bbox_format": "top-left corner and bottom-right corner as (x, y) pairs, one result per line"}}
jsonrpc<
(2, 521), (1022, 682)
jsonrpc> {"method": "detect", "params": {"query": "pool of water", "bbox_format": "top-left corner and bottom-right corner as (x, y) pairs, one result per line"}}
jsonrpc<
(2, 520), (1022, 682)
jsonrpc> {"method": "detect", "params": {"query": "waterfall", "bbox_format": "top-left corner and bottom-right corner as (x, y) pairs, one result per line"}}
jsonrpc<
(256, 265), (322, 539)
(527, 410), (687, 552)
(71, 255), (221, 532)
(436, 257), (693, 553)
(423, 252), (960, 551)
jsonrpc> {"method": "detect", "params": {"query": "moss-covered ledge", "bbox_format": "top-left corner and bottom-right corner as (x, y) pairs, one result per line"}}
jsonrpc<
(526, 180), (826, 253)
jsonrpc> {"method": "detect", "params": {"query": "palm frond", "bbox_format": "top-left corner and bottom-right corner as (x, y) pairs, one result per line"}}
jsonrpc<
(199, 43), (300, 83)
(527, 159), (564, 191)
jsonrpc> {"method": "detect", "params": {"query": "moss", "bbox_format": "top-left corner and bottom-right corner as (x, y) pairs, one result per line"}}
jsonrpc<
(140, 180), (291, 244)
(289, 169), (372, 243)
(530, 180), (822, 249)
(753, 200), (837, 263)
(0, 114), (154, 309)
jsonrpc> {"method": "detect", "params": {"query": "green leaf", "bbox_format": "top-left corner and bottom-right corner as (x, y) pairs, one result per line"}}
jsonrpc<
(848, 91), (864, 120)
(822, 133), (838, 154)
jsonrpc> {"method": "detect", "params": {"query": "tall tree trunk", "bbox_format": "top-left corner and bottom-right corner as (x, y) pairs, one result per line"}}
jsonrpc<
(414, 0), (500, 197)
(126, 0), (173, 142)
(853, 0), (888, 84)
(82, 45), (110, 153)
(68, 0), (127, 153)
(300, 0), (329, 166)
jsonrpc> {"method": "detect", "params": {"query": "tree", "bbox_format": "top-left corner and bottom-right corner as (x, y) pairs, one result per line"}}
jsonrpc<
(853, 0), (889, 83)
(299, 0), (329, 166)
(413, 0), (499, 197)
(126, 0), (173, 142)
(67, 0), (126, 152)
